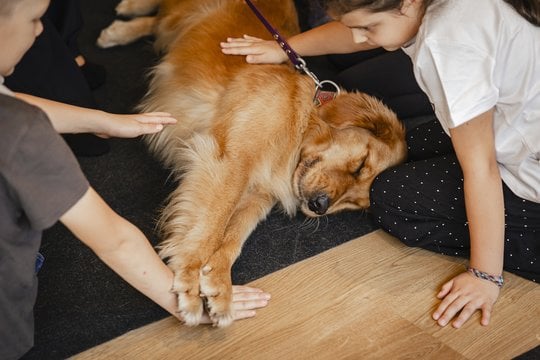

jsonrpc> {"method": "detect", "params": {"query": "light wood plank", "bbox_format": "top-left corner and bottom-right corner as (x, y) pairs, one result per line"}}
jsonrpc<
(73, 230), (540, 360)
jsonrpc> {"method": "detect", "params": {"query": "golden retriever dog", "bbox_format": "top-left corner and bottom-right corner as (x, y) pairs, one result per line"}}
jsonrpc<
(98, 0), (407, 327)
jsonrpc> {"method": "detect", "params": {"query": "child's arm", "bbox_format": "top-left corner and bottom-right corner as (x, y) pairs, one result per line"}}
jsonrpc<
(433, 109), (504, 328)
(60, 187), (270, 322)
(220, 21), (377, 64)
(14, 93), (177, 138)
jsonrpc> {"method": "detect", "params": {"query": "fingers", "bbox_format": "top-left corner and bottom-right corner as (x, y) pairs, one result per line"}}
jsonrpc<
(452, 303), (481, 328)
(231, 285), (271, 312)
(233, 309), (258, 320)
(137, 112), (177, 125)
(138, 123), (165, 134)
(220, 35), (285, 64)
(220, 42), (263, 56)
(436, 279), (453, 299)
(220, 36), (261, 53)
(432, 273), (499, 328)
(243, 34), (263, 41)
(232, 285), (267, 294)
(220, 35), (264, 47)
(196, 286), (270, 324)
(433, 291), (462, 326)
(126, 112), (177, 135)
(480, 303), (493, 326)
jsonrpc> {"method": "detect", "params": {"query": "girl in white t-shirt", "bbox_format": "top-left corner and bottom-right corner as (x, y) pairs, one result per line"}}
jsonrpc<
(221, 0), (539, 329)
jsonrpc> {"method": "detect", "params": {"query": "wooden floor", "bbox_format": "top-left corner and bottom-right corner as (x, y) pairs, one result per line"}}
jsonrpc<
(74, 230), (539, 360)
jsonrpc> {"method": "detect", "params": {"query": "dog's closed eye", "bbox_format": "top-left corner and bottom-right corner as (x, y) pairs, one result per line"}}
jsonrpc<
(351, 161), (365, 178)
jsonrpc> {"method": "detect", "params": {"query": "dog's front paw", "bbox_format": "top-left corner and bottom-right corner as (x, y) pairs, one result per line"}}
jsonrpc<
(171, 266), (204, 326)
(200, 264), (234, 327)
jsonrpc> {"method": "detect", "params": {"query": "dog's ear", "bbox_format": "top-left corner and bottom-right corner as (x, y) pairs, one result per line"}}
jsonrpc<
(318, 92), (405, 145)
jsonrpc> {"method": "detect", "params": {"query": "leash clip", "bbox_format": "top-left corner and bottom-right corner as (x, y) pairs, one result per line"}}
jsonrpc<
(297, 60), (340, 106)
(244, 0), (340, 106)
(313, 80), (341, 107)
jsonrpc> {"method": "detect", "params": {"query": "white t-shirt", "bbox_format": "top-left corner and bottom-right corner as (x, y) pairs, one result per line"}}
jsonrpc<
(402, 0), (540, 203)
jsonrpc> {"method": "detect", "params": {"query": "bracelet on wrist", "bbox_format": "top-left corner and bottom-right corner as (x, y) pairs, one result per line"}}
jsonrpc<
(466, 266), (504, 288)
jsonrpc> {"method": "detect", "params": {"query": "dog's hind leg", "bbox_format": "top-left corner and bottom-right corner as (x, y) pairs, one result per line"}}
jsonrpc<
(200, 190), (276, 327)
(115, 0), (162, 17)
(97, 17), (156, 48)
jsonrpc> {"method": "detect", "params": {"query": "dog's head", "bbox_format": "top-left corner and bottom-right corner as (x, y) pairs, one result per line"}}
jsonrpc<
(294, 91), (407, 216)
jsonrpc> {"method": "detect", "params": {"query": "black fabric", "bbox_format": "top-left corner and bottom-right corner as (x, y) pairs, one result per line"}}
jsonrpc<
(45, 0), (84, 58)
(370, 120), (540, 282)
(4, 3), (110, 157)
(17, 1), (540, 359)
(305, 49), (435, 121)
(0, 95), (88, 360)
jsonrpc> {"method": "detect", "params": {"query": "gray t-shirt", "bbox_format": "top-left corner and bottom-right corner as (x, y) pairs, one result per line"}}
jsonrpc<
(0, 94), (89, 359)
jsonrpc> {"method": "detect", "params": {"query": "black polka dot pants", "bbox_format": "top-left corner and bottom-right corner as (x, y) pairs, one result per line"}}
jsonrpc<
(370, 120), (540, 282)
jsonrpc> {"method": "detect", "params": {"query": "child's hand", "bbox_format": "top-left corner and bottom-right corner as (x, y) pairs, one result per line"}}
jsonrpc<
(98, 112), (177, 138)
(199, 285), (271, 324)
(432, 272), (500, 328)
(220, 35), (287, 64)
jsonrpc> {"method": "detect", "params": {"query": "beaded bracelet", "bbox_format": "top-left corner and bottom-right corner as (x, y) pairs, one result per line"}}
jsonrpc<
(467, 266), (504, 288)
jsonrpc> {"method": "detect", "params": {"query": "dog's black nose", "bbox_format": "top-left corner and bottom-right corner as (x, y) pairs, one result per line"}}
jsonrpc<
(308, 194), (329, 215)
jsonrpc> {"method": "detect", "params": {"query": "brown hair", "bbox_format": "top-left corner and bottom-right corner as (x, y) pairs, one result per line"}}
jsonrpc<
(322, 0), (433, 17)
(323, 0), (539, 26)
(503, 0), (539, 26)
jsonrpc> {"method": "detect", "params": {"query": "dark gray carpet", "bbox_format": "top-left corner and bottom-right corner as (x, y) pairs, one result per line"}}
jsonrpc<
(21, 1), (538, 359)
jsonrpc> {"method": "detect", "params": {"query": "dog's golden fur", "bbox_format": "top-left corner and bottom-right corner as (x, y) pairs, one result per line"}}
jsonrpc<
(99, 0), (407, 327)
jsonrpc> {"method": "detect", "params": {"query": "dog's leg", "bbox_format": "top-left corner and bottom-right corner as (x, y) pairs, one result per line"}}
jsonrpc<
(158, 185), (213, 326)
(97, 17), (156, 48)
(115, 0), (162, 17)
(159, 141), (259, 325)
(167, 253), (206, 326)
(200, 190), (276, 327)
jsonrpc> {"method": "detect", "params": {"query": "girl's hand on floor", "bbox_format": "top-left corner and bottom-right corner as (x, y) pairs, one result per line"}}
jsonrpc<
(199, 285), (271, 323)
(432, 272), (500, 328)
(220, 35), (287, 64)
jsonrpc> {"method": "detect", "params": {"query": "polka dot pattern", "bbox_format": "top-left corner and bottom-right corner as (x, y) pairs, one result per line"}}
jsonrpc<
(370, 120), (540, 282)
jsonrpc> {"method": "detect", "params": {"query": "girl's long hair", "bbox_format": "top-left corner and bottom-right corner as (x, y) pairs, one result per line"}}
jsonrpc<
(323, 0), (539, 26)
(503, 0), (539, 26)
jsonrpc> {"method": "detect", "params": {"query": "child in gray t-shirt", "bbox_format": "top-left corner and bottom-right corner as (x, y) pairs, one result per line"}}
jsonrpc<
(0, 1), (270, 359)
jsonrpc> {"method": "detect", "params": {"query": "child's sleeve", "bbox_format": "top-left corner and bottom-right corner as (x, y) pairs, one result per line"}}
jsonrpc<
(3, 103), (89, 230)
